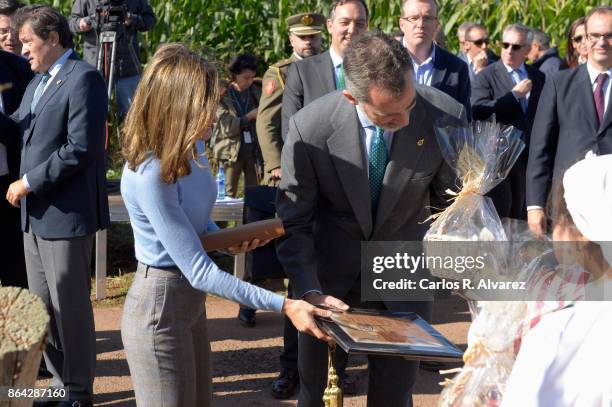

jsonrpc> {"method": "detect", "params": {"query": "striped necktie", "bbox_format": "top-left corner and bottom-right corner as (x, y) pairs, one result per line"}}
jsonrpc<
(369, 126), (388, 211)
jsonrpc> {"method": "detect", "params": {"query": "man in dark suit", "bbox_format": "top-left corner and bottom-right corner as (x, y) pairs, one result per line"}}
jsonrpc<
(528, 29), (566, 75)
(399, 0), (471, 116)
(281, 0), (368, 139)
(2, 6), (108, 406)
(527, 6), (612, 236)
(461, 24), (498, 82)
(472, 23), (545, 220)
(0, 49), (32, 288)
(276, 31), (465, 407)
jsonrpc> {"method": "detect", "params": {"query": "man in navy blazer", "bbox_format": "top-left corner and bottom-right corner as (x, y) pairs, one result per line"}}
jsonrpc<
(527, 6), (612, 236)
(1, 5), (108, 406)
(471, 24), (545, 221)
(0, 49), (32, 288)
(399, 0), (471, 117)
(281, 0), (369, 140)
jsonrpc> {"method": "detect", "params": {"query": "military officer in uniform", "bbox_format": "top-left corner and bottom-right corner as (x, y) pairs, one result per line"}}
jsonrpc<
(257, 12), (324, 185)
(254, 12), (325, 400)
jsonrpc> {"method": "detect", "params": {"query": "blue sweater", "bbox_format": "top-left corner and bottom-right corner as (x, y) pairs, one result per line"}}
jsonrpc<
(120, 146), (284, 312)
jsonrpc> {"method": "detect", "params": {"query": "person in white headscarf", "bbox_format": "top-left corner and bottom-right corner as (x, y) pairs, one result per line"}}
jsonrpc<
(502, 152), (612, 407)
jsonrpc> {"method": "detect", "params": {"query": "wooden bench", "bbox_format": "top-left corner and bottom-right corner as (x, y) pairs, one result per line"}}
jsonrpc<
(94, 194), (245, 300)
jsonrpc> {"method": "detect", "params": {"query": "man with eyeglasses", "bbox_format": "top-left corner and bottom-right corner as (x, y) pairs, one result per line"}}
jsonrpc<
(281, 0), (368, 140)
(528, 28), (566, 75)
(399, 0), (471, 116)
(527, 6), (612, 237)
(462, 24), (498, 82)
(472, 23), (545, 221)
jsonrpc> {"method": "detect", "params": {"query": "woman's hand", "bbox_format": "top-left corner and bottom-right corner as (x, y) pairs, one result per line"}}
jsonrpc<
(223, 238), (272, 255)
(282, 296), (349, 342)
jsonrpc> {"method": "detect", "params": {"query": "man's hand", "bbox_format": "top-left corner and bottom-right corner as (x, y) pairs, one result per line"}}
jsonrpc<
(270, 168), (282, 180)
(512, 79), (532, 99)
(245, 108), (258, 121)
(282, 299), (335, 342)
(5, 179), (29, 207)
(124, 14), (133, 27)
(473, 50), (488, 72)
(528, 208), (547, 237)
(303, 292), (349, 311)
(79, 18), (93, 32)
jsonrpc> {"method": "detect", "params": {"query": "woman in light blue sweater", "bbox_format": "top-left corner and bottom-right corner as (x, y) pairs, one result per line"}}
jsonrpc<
(120, 43), (347, 407)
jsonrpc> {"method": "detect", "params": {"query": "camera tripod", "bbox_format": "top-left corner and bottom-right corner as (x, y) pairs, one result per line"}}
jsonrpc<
(95, 23), (140, 110)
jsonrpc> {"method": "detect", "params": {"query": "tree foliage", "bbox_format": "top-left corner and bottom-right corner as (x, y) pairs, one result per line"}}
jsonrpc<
(45, 0), (605, 75)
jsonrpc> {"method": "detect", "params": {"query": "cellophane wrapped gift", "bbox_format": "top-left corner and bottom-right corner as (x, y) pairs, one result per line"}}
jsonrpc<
(438, 221), (589, 407)
(424, 120), (525, 283)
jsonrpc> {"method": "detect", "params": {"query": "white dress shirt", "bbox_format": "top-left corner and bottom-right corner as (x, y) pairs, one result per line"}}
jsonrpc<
(404, 42), (436, 86)
(586, 62), (612, 115)
(330, 46), (344, 88)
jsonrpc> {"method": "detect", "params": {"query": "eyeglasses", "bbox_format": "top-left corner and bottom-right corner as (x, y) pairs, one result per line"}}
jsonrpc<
(400, 15), (437, 25)
(469, 38), (488, 46)
(502, 42), (526, 51)
(587, 32), (612, 44)
(572, 35), (584, 43)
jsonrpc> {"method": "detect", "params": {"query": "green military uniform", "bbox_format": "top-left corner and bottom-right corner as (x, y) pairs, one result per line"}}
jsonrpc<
(256, 54), (299, 185)
(256, 12), (325, 186)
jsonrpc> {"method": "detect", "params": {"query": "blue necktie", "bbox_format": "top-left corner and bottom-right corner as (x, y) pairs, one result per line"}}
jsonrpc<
(512, 69), (528, 113)
(369, 126), (388, 211)
(31, 73), (51, 112)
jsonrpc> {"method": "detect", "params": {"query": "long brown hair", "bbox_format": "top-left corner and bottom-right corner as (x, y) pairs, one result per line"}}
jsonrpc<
(565, 17), (585, 69)
(122, 43), (220, 183)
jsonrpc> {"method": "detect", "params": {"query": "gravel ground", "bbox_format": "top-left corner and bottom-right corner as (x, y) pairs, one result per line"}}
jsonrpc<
(39, 295), (470, 406)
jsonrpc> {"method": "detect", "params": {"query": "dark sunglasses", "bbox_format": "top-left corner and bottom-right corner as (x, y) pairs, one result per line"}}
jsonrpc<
(502, 42), (525, 51)
(572, 35), (584, 43)
(470, 38), (489, 46)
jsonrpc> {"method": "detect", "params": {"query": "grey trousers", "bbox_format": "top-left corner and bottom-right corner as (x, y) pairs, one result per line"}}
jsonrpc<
(122, 263), (211, 407)
(23, 232), (96, 402)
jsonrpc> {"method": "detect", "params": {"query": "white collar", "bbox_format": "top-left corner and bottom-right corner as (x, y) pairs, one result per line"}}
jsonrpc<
(404, 41), (436, 66)
(329, 46), (343, 68)
(47, 49), (73, 78)
(356, 104), (374, 129)
(503, 62), (527, 75)
(586, 62), (612, 85)
(292, 52), (303, 61)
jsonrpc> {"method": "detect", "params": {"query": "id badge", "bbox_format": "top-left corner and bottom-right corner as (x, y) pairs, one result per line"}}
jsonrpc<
(243, 131), (253, 144)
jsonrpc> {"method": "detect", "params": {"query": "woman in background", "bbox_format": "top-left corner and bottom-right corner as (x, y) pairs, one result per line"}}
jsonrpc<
(565, 17), (588, 68)
(120, 43), (346, 407)
(213, 53), (262, 197)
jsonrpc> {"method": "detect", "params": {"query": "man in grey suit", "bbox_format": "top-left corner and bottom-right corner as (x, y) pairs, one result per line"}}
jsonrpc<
(276, 31), (465, 406)
(2, 5), (108, 406)
(281, 0), (368, 139)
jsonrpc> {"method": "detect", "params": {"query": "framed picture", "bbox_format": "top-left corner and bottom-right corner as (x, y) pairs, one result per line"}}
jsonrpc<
(316, 308), (463, 362)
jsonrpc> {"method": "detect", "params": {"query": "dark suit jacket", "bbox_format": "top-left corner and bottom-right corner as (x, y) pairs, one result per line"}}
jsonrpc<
(471, 61), (545, 148)
(281, 50), (336, 140)
(0, 51), (33, 180)
(276, 86), (465, 303)
(532, 47), (566, 75)
(432, 45), (472, 118)
(0, 52), (110, 238)
(527, 64), (612, 208)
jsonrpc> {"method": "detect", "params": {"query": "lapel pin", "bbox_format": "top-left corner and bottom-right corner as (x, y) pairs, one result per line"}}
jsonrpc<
(417, 138), (425, 147)
(56, 79), (62, 85)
